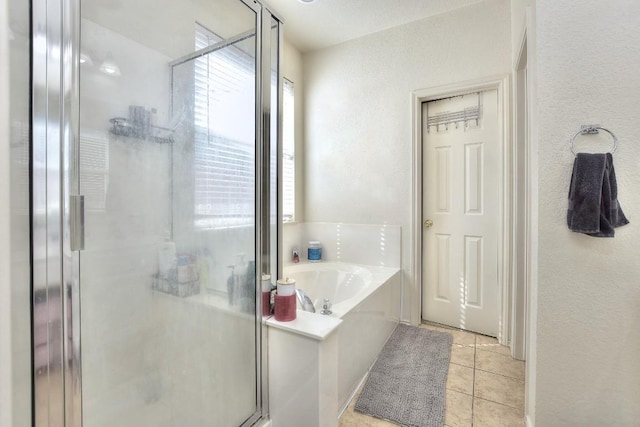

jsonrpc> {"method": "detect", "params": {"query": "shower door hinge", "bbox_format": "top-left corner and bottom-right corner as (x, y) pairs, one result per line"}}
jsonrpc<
(70, 194), (85, 251)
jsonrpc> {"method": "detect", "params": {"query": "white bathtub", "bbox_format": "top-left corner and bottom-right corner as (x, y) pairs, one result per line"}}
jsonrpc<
(283, 262), (401, 413)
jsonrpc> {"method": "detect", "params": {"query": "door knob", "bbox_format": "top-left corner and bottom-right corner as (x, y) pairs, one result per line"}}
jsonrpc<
(424, 219), (434, 228)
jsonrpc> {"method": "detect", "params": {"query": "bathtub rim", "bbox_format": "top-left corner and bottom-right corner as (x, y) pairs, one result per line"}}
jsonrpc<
(283, 261), (400, 319)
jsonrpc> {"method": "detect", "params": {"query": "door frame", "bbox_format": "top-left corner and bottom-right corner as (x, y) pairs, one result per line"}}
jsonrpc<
(515, 7), (539, 426)
(511, 23), (529, 361)
(410, 75), (511, 345)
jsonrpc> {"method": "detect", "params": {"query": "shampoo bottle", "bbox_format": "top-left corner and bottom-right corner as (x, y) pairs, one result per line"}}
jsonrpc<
(233, 253), (247, 306)
(158, 236), (176, 279)
(197, 249), (210, 293)
(227, 266), (235, 305)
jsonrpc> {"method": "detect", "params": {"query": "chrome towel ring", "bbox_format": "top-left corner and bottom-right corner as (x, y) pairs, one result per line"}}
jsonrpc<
(570, 124), (618, 156)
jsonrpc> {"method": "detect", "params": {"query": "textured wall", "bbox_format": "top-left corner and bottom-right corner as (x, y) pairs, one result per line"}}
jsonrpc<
(303, 0), (511, 322)
(535, 0), (640, 424)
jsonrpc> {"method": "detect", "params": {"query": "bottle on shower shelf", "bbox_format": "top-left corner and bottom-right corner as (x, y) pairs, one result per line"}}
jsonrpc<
(227, 266), (234, 305)
(200, 248), (213, 292)
(158, 233), (176, 279)
(197, 249), (209, 294)
(233, 253), (247, 306)
(177, 255), (191, 283)
(240, 260), (256, 313)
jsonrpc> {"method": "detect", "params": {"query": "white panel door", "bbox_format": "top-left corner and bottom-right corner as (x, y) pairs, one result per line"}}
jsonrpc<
(422, 90), (500, 336)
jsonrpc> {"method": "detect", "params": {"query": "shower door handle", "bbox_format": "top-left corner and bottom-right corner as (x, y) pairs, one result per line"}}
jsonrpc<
(70, 195), (85, 251)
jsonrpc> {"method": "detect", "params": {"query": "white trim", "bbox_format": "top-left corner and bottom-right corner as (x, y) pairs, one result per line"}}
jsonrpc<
(510, 19), (529, 361)
(410, 75), (511, 345)
(522, 6), (539, 427)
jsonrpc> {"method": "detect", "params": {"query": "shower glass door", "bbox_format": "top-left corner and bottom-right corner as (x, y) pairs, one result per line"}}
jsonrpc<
(75, 0), (271, 425)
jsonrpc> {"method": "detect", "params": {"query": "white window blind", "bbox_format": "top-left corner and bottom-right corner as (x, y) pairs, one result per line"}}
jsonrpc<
(194, 24), (255, 228)
(80, 131), (109, 212)
(11, 120), (31, 216)
(282, 79), (295, 222)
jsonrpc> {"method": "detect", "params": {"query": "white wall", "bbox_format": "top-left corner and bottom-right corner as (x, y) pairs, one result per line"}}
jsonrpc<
(281, 222), (401, 268)
(534, 0), (640, 424)
(303, 0), (511, 322)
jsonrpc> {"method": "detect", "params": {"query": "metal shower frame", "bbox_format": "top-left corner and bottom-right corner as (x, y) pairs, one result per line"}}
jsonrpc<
(31, 0), (283, 425)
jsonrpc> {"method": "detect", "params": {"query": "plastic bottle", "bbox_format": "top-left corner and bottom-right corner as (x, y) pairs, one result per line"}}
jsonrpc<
(150, 107), (158, 127)
(261, 274), (272, 316)
(227, 266), (236, 305)
(308, 241), (322, 262)
(198, 249), (211, 293)
(177, 255), (190, 283)
(158, 236), (176, 279)
(275, 277), (297, 321)
(242, 260), (256, 313)
(234, 253), (247, 306)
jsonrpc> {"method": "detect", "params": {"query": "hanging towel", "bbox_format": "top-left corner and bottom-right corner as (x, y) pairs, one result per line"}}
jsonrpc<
(567, 152), (629, 237)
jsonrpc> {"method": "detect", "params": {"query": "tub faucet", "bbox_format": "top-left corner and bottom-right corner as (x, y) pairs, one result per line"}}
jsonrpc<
(295, 289), (315, 313)
(320, 299), (333, 315)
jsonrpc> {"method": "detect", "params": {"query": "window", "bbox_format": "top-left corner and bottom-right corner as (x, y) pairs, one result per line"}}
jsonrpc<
(282, 79), (295, 222)
(193, 24), (256, 228)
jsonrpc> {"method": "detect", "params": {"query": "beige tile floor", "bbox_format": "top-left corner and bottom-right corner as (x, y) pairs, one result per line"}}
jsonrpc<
(339, 322), (525, 427)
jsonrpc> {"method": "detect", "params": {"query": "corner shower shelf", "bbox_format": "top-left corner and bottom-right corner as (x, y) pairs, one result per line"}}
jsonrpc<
(109, 117), (174, 144)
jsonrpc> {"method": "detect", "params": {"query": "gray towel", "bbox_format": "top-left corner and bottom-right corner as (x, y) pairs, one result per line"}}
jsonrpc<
(567, 153), (629, 237)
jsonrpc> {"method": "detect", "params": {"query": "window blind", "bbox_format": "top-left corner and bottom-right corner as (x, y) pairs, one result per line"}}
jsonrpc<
(80, 131), (109, 212)
(282, 79), (295, 222)
(194, 24), (256, 228)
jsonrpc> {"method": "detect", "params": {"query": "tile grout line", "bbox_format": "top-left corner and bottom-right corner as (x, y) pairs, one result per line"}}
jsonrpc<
(473, 366), (525, 382)
(471, 333), (477, 427)
(472, 395), (526, 412)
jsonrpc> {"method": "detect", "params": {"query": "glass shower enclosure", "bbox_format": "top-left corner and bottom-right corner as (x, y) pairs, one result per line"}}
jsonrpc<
(31, 0), (282, 425)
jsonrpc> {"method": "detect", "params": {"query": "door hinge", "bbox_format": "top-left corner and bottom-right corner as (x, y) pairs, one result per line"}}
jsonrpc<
(70, 195), (85, 251)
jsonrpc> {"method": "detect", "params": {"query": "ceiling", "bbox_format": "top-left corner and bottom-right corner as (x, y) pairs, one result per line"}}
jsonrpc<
(266, 0), (485, 53)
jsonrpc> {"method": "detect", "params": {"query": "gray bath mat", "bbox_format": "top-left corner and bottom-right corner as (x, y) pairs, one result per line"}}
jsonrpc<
(354, 324), (453, 427)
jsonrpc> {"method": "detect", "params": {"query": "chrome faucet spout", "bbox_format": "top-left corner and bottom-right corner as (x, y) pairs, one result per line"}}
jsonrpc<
(295, 289), (315, 313)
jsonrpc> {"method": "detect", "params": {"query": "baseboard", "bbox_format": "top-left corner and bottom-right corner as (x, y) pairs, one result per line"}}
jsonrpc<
(338, 373), (369, 417)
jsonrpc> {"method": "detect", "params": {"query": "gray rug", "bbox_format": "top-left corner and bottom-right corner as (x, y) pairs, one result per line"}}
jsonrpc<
(354, 324), (453, 427)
